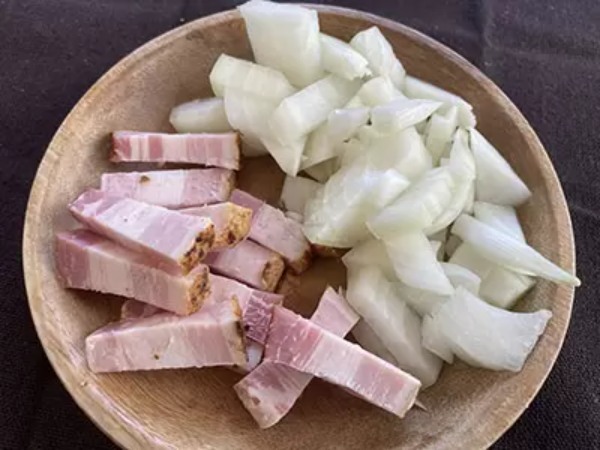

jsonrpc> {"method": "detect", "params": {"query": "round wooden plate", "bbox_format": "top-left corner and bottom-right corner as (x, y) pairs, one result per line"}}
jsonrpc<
(23, 5), (576, 449)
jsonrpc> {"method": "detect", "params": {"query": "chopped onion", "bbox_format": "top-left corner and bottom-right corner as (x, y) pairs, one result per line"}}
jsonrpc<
(473, 201), (526, 242)
(368, 167), (455, 238)
(223, 88), (274, 156)
(301, 107), (370, 170)
(280, 175), (322, 214)
(424, 106), (459, 164)
(421, 314), (454, 363)
(352, 320), (399, 366)
(346, 266), (443, 387)
(383, 230), (454, 295)
(350, 27), (406, 89)
(319, 33), (371, 80)
(440, 262), (481, 295)
(470, 128), (531, 206)
(269, 74), (361, 143)
(452, 214), (580, 286)
(403, 75), (476, 127)
(445, 234), (462, 258)
(303, 164), (410, 247)
(422, 287), (551, 371)
(341, 239), (395, 280)
(239, 0), (323, 87)
(209, 54), (296, 100)
(430, 239), (444, 261)
(169, 98), (232, 133)
(303, 157), (338, 182)
(355, 76), (405, 106)
(260, 133), (306, 176)
(371, 98), (442, 134)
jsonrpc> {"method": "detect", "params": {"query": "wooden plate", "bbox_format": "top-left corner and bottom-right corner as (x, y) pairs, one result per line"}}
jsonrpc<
(22, 5), (576, 449)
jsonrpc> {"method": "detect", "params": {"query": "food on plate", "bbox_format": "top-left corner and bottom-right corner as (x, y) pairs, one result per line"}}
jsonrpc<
(319, 33), (371, 81)
(230, 189), (312, 273)
(56, 230), (210, 315)
(86, 299), (246, 373)
(100, 168), (235, 208)
(169, 97), (232, 133)
(263, 306), (421, 418)
(69, 190), (215, 274)
(111, 131), (241, 170)
(204, 240), (284, 292)
(180, 202), (252, 249)
(235, 286), (358, 428)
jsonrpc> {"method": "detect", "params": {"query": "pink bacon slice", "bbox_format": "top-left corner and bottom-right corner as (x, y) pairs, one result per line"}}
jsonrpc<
(100, 168), (235, 209)
(180, 202), (252, 249)
(262, 306), (421, 419)
(111, 131), (241, 170)
(230, 190), (312, 273)
(234, 287), (359, 428)
(86, 299), (246, 373)
(56, 229), (210, 315)
(204, 240), (284, 292)
(68, 189), (215, 274)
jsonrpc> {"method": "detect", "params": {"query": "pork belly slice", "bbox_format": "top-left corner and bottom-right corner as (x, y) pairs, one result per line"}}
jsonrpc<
(69, 190), (215, 274)
(56, 229), (210, 315)
(235, 287), (359, 428)
(86, 299), (246, 373)
(204, 240), (284, 292)
(100, 168), (234, 208)
(262, 307), (421, 419)
(111, 131), (241, 170)
(180, 202), (252, 249)
(230, 190), (312, 274)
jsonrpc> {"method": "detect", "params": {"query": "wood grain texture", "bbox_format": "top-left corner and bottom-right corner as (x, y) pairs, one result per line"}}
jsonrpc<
(22, 5), (576, 450)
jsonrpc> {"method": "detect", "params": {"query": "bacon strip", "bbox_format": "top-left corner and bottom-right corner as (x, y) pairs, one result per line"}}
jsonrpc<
(100, 168), (234, 208)
(111, 131), (241, 170)
(68, 189), (215, 274)
(86, 300), (246, 373)
(56, 229), (210, 315)
(230, 190), (312, 273)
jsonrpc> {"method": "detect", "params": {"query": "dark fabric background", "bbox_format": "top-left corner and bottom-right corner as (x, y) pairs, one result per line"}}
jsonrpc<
(1, 0), (598, 448)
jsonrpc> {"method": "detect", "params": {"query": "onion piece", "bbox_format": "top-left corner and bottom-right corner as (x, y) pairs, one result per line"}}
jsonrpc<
(260, 133), (306, 176)
(371, 98), (442, 134)
(169, 98), (232, 133)
(223, 88), (274, 156)
(303, 164), (410, 247)
(355, 76), (405, 106)
(280, 175), (322, 215)
(470, 128), (531, 206)
(423, 287), (551, 371)
(383, 230), (454, 295)
(430, 240), (443, 261)
(350, 27), (406, 89)
(452, 214), (580, 286)
(424, 106), (459, 164)
(346, 266), (443, 387)
(421, 314), (454, 363)
(473, 201), (526, 242)
(367, 167), (455, 238)
(403, 75), (476, 127)
(445, 234), (462, 259)
(320, 33), (371, 80)
(269, 74), (361, 143)
(209, 54), (296, 100)
(449, 242), (534, 309)
(352, 320), (399, 365)
(441, 262), (481, 295)
(301, 107), (370, 170)
(303, 158), (338, 183)
(239, 0), (323, 87)
(341, 239), (395, 280)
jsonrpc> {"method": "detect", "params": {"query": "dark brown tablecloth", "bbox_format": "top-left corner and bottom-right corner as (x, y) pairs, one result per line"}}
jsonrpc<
(2, 0), (599, 448)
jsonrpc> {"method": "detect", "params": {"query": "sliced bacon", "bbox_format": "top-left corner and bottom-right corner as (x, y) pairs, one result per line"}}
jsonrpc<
(234, 287), (358, 428)
(230, 190), (312, 273)
(100, 168), (234, 208)
(86, 299), (246, 373)
(68, 189), (215, 274)
(262, 307), (421, 419)
(111, 131), (240, 170)
(180, 202), (252, 249)
(56, 229), (210, 315)
(204, 240), (284, 292)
